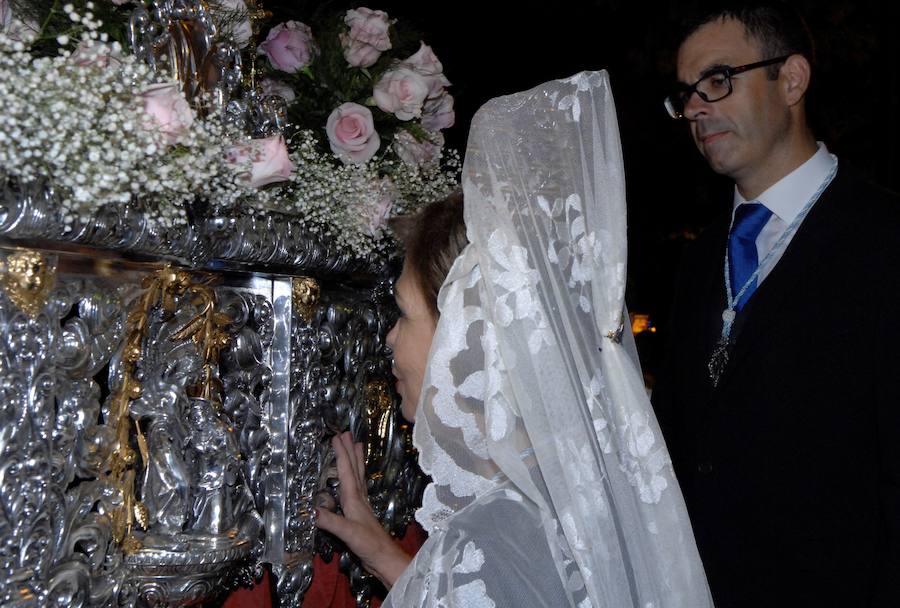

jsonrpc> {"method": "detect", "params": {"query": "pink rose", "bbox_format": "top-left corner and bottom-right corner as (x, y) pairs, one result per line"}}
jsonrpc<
(140, 82), (194, 144)
(404, 42), (450, 95)
(344, 8), (392, 52)
(325, 102), (381, 165)
(258, 21), (316, 73)
(420, 91), (455, 131)
(339, 34), (382, 68)
(363, 178), (396, 236)
(259, 78), (295, 102)
(373, 66), (430, 121)
(1, 0), (10, 29)
(226, 135), (295, 188)
(69, 40), (123, 68)
(219, 0), (252, 49)
(393, 129), (444, 169)
(3, 10), (38, 43)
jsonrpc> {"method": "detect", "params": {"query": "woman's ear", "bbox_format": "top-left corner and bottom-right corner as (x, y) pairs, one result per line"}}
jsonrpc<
(781, 54), (812, 107)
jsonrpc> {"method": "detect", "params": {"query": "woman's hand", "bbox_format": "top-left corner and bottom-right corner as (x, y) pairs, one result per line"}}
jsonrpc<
(315, 431), (412, 588)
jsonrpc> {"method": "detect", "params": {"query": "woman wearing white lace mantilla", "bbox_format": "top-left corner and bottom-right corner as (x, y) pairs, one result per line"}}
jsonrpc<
(316, 71), (713, 607)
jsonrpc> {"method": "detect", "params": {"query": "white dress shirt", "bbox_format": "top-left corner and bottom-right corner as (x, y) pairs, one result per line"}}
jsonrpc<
(731, 142), (838, 283)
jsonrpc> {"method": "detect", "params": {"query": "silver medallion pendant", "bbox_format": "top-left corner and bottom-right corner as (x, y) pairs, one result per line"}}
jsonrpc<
(708, 338), (730, 388)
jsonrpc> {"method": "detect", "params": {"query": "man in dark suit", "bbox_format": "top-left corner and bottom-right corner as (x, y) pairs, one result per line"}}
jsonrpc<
(652, 3), (900, 606)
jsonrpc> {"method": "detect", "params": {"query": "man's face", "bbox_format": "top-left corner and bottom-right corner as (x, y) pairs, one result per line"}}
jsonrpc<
(676, 18), (791, 186)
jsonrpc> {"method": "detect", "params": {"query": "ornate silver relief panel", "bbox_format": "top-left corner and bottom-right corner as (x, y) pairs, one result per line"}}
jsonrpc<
(0, 244), (425, 608)
(0, 248), (266, 607)
(269, 274), (426, 608)
(0, 249), (137, 607)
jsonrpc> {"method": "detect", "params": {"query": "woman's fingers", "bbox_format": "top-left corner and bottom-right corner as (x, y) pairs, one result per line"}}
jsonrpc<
(338, 431), (366, 487)
(314, 505), (346, 536)
(318, 432), (411, 588)
(353, 440), (366, 489)
(331, 434), (363, 503)
(331, 433), (371, 513)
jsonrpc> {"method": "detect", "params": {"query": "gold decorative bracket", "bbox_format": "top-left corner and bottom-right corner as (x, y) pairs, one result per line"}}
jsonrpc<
(292, 276), (320, 324)
(0, 249), (57, 318)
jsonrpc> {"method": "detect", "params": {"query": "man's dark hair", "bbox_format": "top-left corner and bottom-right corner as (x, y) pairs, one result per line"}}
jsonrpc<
(682, 2), (816, 79)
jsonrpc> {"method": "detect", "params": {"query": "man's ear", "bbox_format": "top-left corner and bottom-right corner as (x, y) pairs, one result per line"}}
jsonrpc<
(781, 54), (812, 106)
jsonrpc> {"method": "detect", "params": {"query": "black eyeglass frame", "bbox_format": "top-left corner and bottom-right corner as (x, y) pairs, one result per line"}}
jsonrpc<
(664, 55), (792, 119)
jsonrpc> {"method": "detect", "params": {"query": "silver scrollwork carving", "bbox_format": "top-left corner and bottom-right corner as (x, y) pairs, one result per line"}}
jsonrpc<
(0, 242), (424, 608)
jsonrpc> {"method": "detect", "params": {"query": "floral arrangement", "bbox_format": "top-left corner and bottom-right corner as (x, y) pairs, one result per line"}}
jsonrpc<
(0, 3), (251, 232)
(240, 4), (460, 248)
(251, 6), (456, 168)
(0, 0), (459, 260)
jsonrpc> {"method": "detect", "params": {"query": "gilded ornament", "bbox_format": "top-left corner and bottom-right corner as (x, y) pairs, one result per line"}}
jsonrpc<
(292, 277), (320, 322)
(122, 535), (143, 555)
(364, 380), (394, 468)
(1, 250), (57, 318)
(134, 502), (150, 530)
(605, 320), (625, 344)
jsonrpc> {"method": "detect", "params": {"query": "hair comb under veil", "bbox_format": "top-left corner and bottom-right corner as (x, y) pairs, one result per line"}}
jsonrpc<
(384, 71), (712, 607)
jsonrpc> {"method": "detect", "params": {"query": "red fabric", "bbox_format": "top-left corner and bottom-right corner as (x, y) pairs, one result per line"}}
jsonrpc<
(221, 523), (426, 608)
(301, 522), (428, 608)
(222, 567), (274, 608)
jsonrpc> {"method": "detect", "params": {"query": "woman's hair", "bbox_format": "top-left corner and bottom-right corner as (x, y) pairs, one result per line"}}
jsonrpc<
(389, 190), (467, 317)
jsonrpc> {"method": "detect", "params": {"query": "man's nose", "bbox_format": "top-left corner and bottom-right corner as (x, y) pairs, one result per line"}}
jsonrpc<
(682, 90), (709, 120)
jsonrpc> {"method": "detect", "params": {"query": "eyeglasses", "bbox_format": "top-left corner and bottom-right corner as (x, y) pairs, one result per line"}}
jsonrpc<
(663, 55), (791, 119)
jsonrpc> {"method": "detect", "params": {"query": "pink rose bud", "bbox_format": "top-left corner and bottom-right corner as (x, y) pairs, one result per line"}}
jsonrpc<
(325, 102), (382, 165)
(259, 78), (296, 102)
(226, 135), (295, 188)
(220, 0), (252, 49)
(340, 34), (383, 68)
(140, 82), (195, 144)
(343, 7), (392, 52)
(258, 21), (317, 73)
(373, 66), (430, 121)
(404, 42), (450, 95)
(68, 40), (123, 68)
(393, 129), (444, 169)
(4, 13), (39, 43)
(363, 178), (396, 236)
(421, 91), (455, 132)
(1, 0), (11, 29)
(405, 42), (443, 75)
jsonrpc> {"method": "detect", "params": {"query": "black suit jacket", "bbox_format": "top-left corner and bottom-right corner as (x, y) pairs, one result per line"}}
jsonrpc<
(653, 167), (900, 607)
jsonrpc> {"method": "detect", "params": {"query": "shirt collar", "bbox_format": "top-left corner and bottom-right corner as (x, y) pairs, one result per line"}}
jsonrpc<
(733, 142), (836, 223)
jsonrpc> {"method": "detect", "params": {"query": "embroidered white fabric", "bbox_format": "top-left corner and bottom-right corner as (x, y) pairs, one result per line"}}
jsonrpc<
(383, 71), (712, 607)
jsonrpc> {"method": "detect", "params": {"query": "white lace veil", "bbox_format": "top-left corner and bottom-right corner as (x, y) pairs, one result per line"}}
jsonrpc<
(406, 72), (711, 608)
(409, 71), (711, 607)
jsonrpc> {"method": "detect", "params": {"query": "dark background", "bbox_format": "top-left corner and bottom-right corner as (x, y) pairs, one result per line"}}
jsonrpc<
(270, 0), (900, 376)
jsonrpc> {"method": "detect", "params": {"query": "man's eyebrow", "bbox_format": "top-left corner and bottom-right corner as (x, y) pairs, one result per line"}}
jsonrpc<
(677, 63), (731, 86)
(699, 63), (731, 78)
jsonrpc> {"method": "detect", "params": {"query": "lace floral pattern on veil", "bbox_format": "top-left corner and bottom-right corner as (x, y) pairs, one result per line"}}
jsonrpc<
(385, 70), (711, 608)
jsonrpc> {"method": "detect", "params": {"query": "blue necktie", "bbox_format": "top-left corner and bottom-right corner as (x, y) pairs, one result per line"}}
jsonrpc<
(728, 203), (773, 311)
